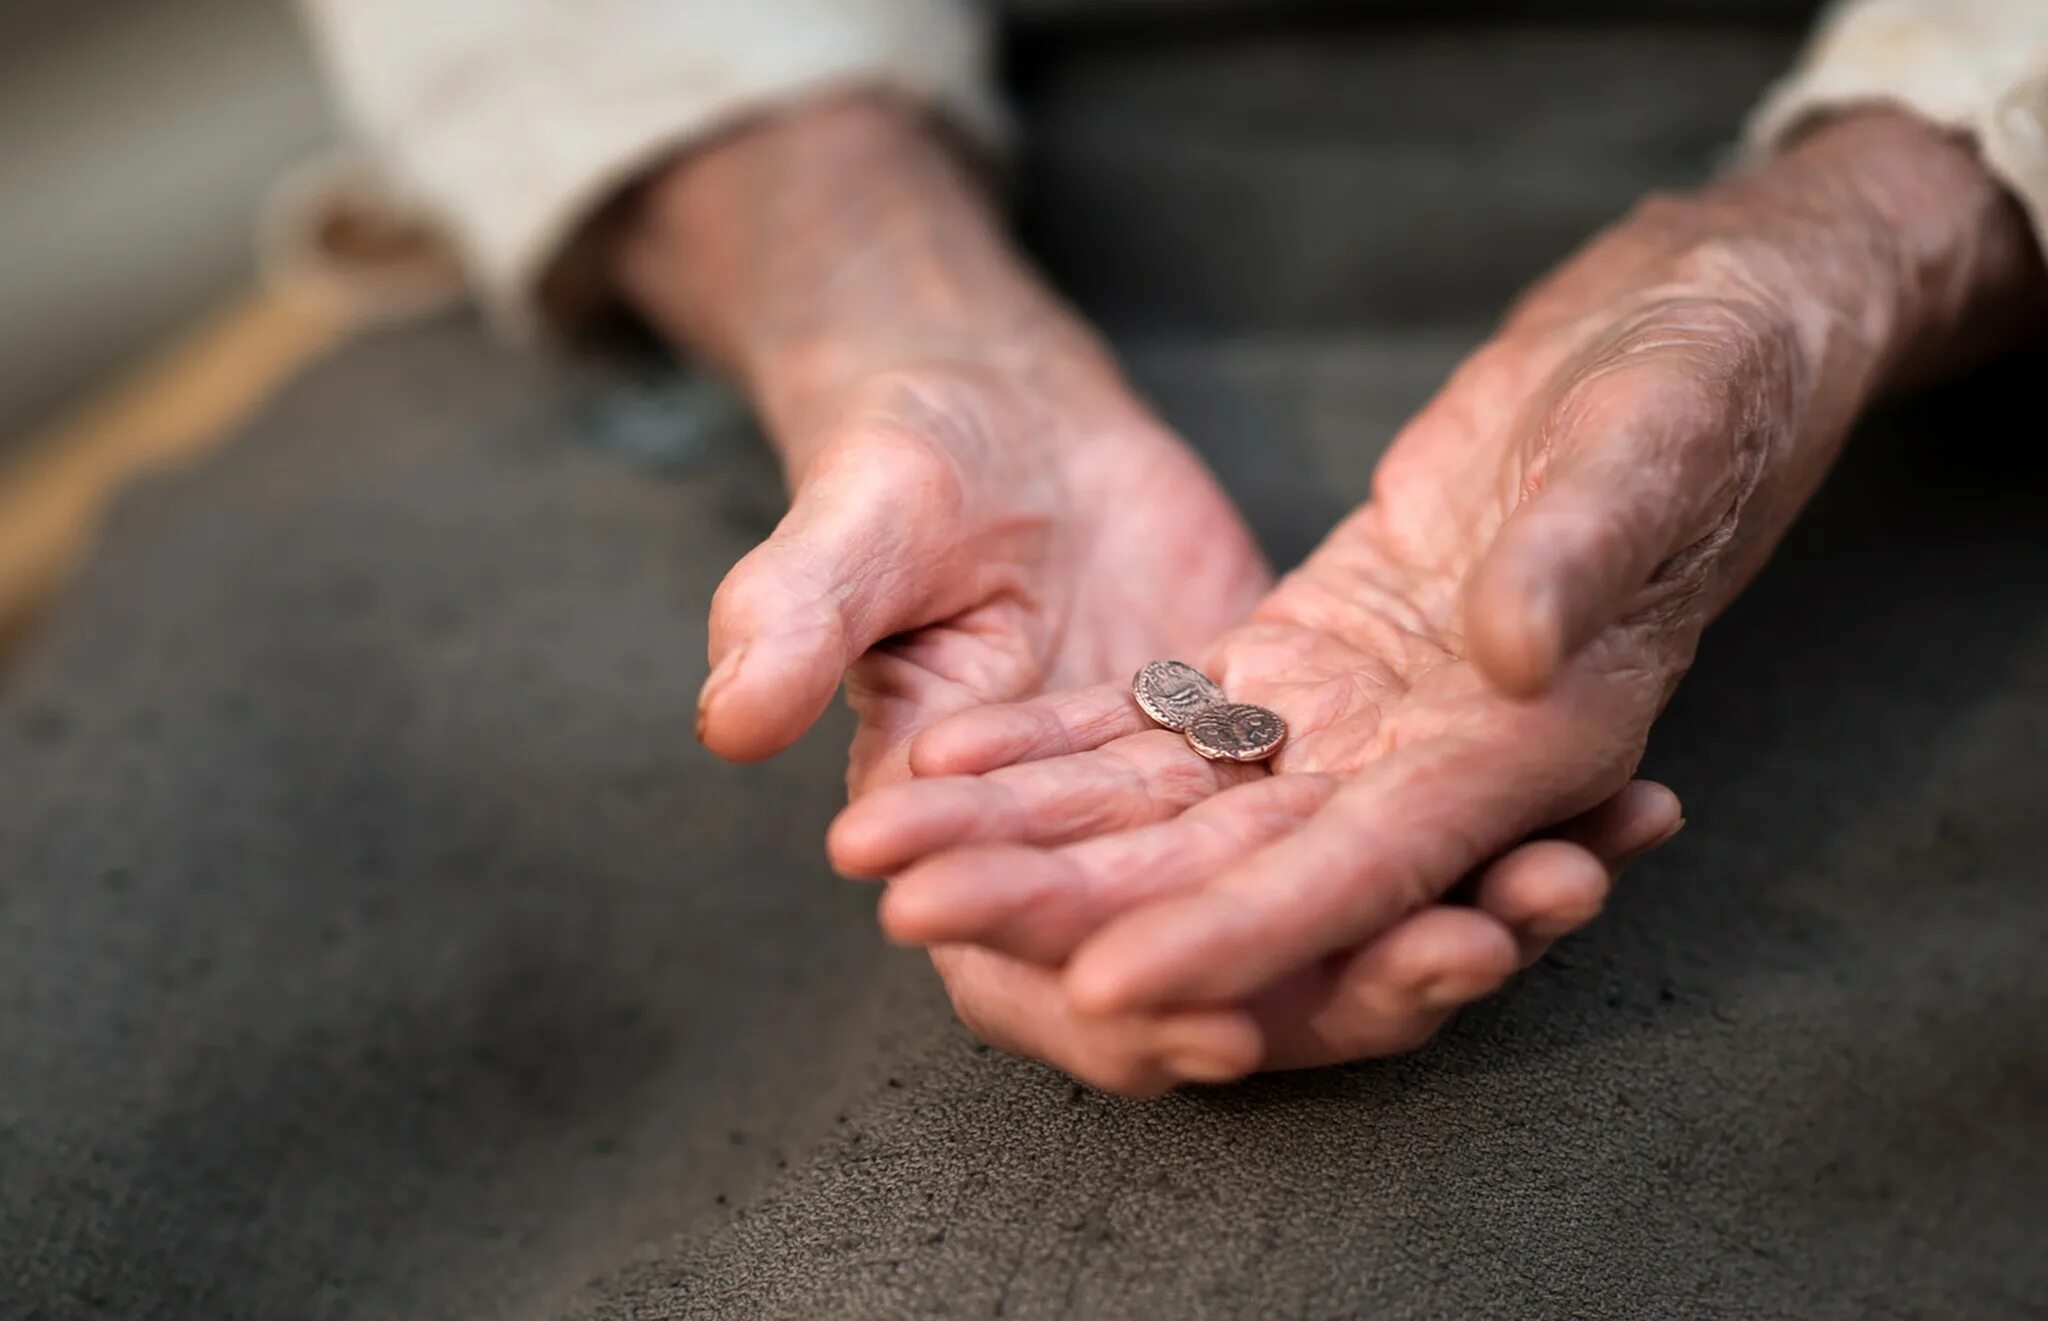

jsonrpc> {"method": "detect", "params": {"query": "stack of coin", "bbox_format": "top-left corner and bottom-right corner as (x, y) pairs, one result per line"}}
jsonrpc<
(1131, 660), (1288, 762)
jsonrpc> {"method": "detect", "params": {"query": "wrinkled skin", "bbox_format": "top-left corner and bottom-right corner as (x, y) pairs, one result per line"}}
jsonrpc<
(625, 97), (2042, 1094)
(686, 300), (1677, 1095)
(695, 358), (1272, 790)
(836, 254), (1807, 1053)
(770, 349), (1687, 1092)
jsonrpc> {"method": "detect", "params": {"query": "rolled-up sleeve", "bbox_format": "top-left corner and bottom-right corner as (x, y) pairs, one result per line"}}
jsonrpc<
(295, 0), (1002, 333)
(1750, 0), (2048, 253)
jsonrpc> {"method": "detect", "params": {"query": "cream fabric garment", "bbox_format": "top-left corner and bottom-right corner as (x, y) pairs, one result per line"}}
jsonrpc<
(1750, 0), (2048, 243)
(286, 0), (1001, 333)
(284, 0), (2048, 333)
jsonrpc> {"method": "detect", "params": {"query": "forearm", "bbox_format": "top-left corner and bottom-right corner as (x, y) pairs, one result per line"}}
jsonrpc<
(1334, 109), (2048, 700)
(1670, 112), (2047, 626)
(614, 94), (1103, 451)
(1714, 109), (2046, 392)
(1519, 110), (2044, 413)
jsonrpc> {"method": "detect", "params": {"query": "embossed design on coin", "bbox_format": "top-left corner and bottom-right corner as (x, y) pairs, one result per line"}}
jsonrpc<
(1184, 703), (1288, 763)
(1132, 660), (1227, 732)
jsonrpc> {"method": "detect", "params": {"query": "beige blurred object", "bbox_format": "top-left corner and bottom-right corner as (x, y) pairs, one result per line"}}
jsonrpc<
(0, 0), (337, 445)
(0, 287), (354, 661)
(260, 152), (470, 325)
(8, 0), (2044, 667)
(1750, 0), (2048, 241)
(292, 0), (2048, 343)
(0, 145), (472, 662)
(0, 0), (348, 658)
(295, 0), (1003, 335)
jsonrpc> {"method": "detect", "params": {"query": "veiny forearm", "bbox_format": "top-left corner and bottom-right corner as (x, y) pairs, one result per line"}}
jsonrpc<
(613, 93), (1101, 448)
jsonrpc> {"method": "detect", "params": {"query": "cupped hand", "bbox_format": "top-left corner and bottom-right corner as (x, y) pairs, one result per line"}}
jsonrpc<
(623, 93), (1273, 791)
(835, 322), (1713, 1037)
(831, 110), (2024, 1081)
(902, 778), (1680, 1094)
(701, 338), (1690, 1095)
(817, 263), (1738, 1086)
(689, 293), (1697, 1096)
(693, 351), (1270, 792)
(619, 95), (1693, 1091)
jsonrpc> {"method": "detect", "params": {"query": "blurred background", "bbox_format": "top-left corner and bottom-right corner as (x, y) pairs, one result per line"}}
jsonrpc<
(0, 0), (1831, 453)
(0, 0), (1830, 662)
(0, 0), (332, 449)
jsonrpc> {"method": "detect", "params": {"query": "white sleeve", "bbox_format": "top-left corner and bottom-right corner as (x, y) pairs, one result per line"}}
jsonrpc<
(294, 0), (1003, 334)
(1749, 0), (2048, 253)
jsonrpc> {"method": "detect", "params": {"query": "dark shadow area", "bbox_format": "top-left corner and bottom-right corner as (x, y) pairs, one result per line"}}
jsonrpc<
(1012, 21), (1803, 334)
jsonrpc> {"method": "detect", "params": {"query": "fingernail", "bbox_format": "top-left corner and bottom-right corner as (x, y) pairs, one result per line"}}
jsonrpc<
(1618, 816), (1687, 869)
(696, 646), (747, 737)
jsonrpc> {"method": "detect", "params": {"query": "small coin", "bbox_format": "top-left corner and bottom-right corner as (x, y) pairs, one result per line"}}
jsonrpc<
(1132, 660), (1227, 732)
(1184, 703), (1288, 763)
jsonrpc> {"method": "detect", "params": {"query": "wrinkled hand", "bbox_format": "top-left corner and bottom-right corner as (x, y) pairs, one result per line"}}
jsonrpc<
(713, 335), (1686, 1095)
(621, 95), (1269, 787)
(619, 95), (1684, 1090)
(854, 779), (1679, 1093)
(832, 110), (2043, 1090)
(694, 356), (1269, 791)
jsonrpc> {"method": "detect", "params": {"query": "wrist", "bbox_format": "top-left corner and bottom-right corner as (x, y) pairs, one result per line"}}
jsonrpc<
(1736, 109), (2045, 389)
(614, 92), (1102, 438)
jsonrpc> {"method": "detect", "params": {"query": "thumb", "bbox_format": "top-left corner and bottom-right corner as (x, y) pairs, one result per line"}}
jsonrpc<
(698, 428), (965, 762)
(1466, 335), (1778, 697)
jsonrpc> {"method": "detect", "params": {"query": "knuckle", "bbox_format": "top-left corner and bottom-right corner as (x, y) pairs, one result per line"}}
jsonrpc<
(812, 419), (966, 519)
(706, 550), (771, 633)
(1343, 827), (1457, 923)
(1096, 737), (1221, 831)
(1262, 771), (1343, 822)
(709, 548), (847, 651)
(1666, 290), (1797, 392)
(1133, 749), (1228, 818)
(1032, 703), (1081, 759)
(1624, 361), (1727, 432)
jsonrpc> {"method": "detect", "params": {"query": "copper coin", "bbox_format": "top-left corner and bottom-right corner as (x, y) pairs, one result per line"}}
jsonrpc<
(1132, 660), (1227, 732)
(1185, 702), (1288, 763)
